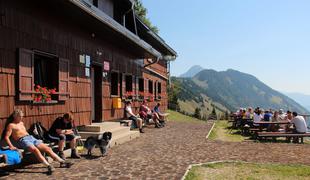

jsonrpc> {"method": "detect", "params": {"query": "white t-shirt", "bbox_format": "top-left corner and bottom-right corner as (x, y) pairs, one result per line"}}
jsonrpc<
(253, 113), (262, 125)
(291, 116), (308, 133)
(125, 106), (134, 118)
(279, 113), (286, 121)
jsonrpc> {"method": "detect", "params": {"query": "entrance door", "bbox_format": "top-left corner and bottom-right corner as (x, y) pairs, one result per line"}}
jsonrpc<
(91, 65), (103, 122)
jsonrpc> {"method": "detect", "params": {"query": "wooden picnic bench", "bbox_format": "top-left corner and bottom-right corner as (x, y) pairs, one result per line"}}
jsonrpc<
(257, 132), (310, 143)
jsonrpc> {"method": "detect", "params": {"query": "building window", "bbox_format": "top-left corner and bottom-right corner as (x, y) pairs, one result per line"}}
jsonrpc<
(93, 0), (98, 7)
(111, 72), (118, 96)
(34, 54), (58, 90)
(148, 80), (153, 94)
(18, 48), (69, 102)
(158, 82), (162, 94)
(138, 78), (144, 92)
(125, 75), (133, 92)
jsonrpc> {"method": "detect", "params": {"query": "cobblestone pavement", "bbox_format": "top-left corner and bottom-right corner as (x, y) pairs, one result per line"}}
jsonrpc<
(3, 120), (310, 180)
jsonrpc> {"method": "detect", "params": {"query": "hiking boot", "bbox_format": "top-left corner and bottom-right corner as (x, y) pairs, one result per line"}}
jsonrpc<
(71, 149), (81, 159)
(60, 161), (74, 168)
(58, 151), (66, 160)
(155, 123), (162, 128)
(139, 128), (145, 133)
(0, 169), (9, 177)
(159, 120), (165, 127)
(47, 165), (55, 175)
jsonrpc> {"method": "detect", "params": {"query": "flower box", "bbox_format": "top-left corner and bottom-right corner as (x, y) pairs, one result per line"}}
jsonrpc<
(33, 85), (57, 103)
(32, 100), (58, 105)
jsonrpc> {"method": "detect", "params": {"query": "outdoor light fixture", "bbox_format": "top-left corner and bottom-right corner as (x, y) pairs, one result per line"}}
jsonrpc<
(96, 49), (102, 56)
(163, 55), (176, 61)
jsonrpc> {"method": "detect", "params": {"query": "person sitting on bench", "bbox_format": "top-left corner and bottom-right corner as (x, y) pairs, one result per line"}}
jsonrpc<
(48, 112), (81, 159)
(3, 109), (72, 174)
(125, 101), (144, 133)
(290, 112), (307, 134)
(153, 103), (168, 127)
(139, 101), (162, 128)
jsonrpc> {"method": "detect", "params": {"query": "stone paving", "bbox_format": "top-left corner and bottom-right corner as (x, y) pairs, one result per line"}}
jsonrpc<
(3, 120), (310, 180)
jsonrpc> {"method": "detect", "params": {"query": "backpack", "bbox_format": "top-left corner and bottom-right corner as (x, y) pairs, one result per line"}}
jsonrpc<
(29, 122), (50, 143)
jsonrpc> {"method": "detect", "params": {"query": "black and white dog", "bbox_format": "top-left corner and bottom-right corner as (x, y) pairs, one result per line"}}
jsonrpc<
(84, 132), (112, 157)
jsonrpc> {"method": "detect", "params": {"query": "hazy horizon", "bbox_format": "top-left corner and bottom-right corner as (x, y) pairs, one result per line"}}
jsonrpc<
(142, 0), (310, 95)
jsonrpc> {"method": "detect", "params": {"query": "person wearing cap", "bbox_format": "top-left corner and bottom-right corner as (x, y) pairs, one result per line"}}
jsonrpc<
(278, 109), (286, 121)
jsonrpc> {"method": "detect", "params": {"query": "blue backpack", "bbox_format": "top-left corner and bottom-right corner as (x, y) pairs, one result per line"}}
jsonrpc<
(0, 149), (22, 165)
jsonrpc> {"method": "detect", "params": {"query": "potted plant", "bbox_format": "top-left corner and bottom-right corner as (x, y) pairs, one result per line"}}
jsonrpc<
(124, 91), (134, 101)
(33, 85), (57, 103)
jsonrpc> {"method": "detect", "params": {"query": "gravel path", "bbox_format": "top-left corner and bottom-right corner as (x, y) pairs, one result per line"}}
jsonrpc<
(4, 120), (310, 180)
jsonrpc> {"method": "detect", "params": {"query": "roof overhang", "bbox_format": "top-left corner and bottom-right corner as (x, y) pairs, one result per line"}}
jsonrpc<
(135, 16), (177, 61)
(69, 0), (162, 59)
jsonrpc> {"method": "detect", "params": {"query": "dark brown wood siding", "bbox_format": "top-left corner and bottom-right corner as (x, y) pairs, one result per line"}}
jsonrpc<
(0, 0), (170, 134)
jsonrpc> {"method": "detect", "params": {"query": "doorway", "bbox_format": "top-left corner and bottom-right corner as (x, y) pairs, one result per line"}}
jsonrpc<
(91, 65), (103, 122)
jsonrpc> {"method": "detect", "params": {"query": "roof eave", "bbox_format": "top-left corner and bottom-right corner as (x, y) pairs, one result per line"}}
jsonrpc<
(135, 16), (178, 58)
(69, 0), (162, 59)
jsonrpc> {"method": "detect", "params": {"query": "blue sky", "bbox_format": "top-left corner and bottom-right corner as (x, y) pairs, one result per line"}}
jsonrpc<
(142, 0), (310, 95)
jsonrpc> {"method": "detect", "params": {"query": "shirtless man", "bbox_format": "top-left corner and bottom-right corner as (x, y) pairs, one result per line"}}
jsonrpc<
(4, 109), (72, 175)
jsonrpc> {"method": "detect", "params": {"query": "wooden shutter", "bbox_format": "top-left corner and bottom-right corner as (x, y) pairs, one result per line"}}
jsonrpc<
(135, 77), (139, 95)
(18, 48), (34, 101)
(59, 58), (69, 101)
(154, 81), (158, 99)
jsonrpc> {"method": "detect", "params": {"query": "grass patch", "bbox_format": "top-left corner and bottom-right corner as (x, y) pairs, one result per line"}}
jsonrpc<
(185, 162), (310, 180)
(167, 110), (204, 123)
(208, 120), (247, 142)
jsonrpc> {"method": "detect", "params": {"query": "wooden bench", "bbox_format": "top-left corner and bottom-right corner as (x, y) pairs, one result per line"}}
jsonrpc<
(257, 132), (310, 143)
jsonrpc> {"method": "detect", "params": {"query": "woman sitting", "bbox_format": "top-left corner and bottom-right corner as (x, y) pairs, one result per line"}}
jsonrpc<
(139, 101), (162, 128)
(153, 103), (168, 127)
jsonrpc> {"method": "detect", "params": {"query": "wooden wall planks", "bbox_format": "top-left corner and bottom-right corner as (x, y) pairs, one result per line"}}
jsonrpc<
(0, 0), (170, 134)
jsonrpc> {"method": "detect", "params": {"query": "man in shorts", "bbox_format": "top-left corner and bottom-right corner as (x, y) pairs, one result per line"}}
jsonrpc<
(4, 109), (72, 175)
(125, 101), (144, 133)
(48, 112), (81, 159)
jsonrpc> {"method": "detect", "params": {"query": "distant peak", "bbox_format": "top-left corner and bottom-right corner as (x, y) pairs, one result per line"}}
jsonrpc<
(179, 65), (204, 78)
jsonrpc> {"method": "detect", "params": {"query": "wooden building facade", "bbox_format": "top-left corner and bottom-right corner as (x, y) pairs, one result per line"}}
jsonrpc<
(0, 0), (177, 134)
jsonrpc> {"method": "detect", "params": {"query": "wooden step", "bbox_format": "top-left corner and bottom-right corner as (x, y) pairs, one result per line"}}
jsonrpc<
(78, 126), (131, 139)
(77, 122), (121, 132)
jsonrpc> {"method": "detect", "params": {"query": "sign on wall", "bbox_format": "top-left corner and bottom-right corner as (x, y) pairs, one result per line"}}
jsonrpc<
(80, 54), (91, 77)
(104, 61), (110, 71)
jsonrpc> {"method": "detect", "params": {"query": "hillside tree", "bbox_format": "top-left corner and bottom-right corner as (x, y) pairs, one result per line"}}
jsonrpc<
(134, 0), (159, 33)
(194, 108), (201, 119)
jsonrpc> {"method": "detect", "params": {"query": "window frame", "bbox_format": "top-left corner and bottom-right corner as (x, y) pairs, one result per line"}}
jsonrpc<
(110, 71), (119, 97)
(18, 48), (69, 103)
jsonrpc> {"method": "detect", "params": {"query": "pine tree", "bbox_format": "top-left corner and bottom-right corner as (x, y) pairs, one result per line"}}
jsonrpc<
(134, 0), (159, 33)
(194, 108), (201, 119)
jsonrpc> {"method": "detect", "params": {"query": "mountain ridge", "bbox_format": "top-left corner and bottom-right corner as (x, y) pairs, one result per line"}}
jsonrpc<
(172, 66), (309, 115)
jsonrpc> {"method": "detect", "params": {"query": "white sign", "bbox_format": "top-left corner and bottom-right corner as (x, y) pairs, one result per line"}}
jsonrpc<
(79, 55), (85, 64)
(85, 67), (90, 77)
(85, 55), (91, 67)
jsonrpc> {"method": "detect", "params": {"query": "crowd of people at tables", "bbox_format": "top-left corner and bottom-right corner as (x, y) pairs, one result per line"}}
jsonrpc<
(234, 107), (309, 134)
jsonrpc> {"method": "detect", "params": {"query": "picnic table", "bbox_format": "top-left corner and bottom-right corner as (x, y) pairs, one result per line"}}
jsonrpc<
(230, 118), (253, 129)
(254, 121), (290, 131)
